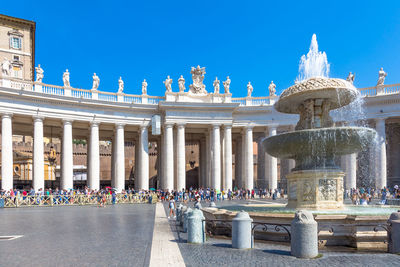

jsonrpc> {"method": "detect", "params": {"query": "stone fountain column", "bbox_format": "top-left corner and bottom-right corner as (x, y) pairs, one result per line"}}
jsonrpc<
(375, 118), (387, 189)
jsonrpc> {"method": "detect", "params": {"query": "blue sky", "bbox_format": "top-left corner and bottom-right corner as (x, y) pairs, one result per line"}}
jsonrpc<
(3, 1), (400, 96)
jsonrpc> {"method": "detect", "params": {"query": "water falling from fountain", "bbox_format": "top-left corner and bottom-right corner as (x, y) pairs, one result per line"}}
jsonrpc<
(297, 34), (330, 82)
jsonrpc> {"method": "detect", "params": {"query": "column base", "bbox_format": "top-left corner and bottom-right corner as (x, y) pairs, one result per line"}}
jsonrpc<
(286, 169), (344, 210)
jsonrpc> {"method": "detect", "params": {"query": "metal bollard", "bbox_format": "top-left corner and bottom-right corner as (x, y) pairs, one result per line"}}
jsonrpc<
(176, 203), (183, 220)
(232, 211), (253, 249)
(291, 210), (318, 258)
(209, 202), (216, 208)
(388, 210), (400, 254)
(183, 207), (193, 233)
(187, 209), (205, 243)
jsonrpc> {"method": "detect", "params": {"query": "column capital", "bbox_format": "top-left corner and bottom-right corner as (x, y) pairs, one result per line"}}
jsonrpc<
(244, 124), (254, 130)
(90, 121), (100, 127)
(223, 124), (232, 130)
(33, 115), (44, 122)
(1, 113), (13, 119)
(62, 119), (73, 125)
(140, 124), (148, 130)
(176, 122), (186, 128)
(212, 124), (221, 129)
(164, 122), (174, 128)
(115, 123), (125, 129)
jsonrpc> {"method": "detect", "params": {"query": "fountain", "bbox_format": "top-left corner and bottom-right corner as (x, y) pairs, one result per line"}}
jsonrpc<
(263, 34), (376, 209)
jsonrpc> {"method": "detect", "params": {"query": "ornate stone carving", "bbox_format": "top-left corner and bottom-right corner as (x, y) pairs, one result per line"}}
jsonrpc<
(213, 77), (220, 94)
(189, 66), (206, 94)
(223, 76), (231, 93)
(318, 179), (337, 201)
(163, 75), (173, 93)
(178, 75), (185, 92)
(92, 73), (100, 90)
(1, 57), (11, 77)
(377, 67), (387, 86)
(63, 69), (70, 87)
(141, 79), (147, 95)
(302, 181), (314, 201)
(35, 64), (44, 83)
(268, 81), (276, 96)
(346, 72), (355, 84)
(118, 77), (124, 93)
(247, 82), (253, 97)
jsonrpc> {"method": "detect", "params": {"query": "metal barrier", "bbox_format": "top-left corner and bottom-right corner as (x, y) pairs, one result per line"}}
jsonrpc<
(0, 193), (157, 208)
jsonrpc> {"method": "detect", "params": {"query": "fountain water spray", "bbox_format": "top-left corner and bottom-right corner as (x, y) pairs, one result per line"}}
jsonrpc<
(297, 34), (330, 82)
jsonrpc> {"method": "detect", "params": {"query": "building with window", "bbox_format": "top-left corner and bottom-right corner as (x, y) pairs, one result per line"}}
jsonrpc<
(0, 14), (35, 81)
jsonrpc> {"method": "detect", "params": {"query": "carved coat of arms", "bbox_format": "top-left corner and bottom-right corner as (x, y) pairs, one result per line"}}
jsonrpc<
(189, 65), (207, 94)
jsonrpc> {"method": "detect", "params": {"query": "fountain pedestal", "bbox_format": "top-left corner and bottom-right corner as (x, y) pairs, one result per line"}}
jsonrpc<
(286, 169), (344, 210)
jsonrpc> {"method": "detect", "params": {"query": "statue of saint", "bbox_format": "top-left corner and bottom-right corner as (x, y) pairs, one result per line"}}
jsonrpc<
(377, 68), (387, 86)
(118, 77), (124, 93)
(247, 82), (253, 97)
(92, 73), (100, 90)
(178, 75), (185, 92)
(163, 75), (173, 92)
(223, 76), (231, 94)
(346, 72), (355, 84)
(268, 81), (276, 96)
(35, 64), (44, 83)
(1, 58), (11, 77)
(63, 69), (70, 87)
(142, 79), (148, 95)
(189, 65), (207, 94)
(213, 77), (220, 94)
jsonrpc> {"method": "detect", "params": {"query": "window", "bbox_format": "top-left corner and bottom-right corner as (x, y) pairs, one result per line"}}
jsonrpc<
(13, 55), (20, 61)
(10, 37), (21, 49)
(12, 66), (22, 78)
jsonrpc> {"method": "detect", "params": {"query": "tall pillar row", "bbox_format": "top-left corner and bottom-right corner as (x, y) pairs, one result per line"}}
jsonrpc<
(61, 119), (73, 190)
(211, 124), (221, 191)
(375, 118), (387, 189)
(114, 123), (125, 192)
(163, 123), (174, 190)
(265, 126), (278, 190)
(244, 126), (254, 190)
(223, 125), (232, 191)
(33, 116), (44, 191)
(176, 123), (186, 191)
(88, 122), (100, 190)
(138, 125), (149, 190)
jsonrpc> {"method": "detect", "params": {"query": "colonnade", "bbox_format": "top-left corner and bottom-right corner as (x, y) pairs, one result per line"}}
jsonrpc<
(0, 114), (390, 192)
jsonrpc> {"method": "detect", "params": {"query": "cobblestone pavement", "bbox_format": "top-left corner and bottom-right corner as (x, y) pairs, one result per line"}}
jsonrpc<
(0, 204), (155, 267)
(163, 203), (400, 267)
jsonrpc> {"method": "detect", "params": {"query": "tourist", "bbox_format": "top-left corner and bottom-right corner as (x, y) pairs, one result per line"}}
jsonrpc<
(168, 196), (176, 219)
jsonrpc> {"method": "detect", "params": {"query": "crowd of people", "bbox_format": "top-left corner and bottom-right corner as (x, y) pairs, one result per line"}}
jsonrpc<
(345, 186), (400, 205)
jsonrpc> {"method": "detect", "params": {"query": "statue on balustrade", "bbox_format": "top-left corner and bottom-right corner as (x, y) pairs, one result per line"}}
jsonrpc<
(118, 77), (124, 93)
(1, 58), (11, 77)
(346, 72), (355, 84)
(189, 65), (207, 94)
(142, 79), (148, 95)
(163, 75), (173, 93)
(223, 76), (231, 94)
(178, 75), (185, 92)
(377, 68), (387, 86)
(247, 82), (253, 97)
(268, 81), (276, 96)
(63, 69), (70, 87)
(213, 77), (220, 94)
(35, 64), (44, 83)
(92, 73), (100, 90)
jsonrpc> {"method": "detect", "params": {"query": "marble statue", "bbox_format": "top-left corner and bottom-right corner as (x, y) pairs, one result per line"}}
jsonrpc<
(118, 77), (124, 93)
(92, 73), (100, 90)
(163, 75), (173, 92)
(213, 77), (220, 94)
(1, 58), (11, 77)
(142, 79), (148, 95)
(63, 69), (70, 87)
(178, 75), (185, 92)
(268, 81), (276, 96)
(377, 68), (387, 86)
(189, 65), (207, 94)
(223, 76), (231, 93)
(35, 64), (44, 83)
(247, 82), (253, 97)
(346, 72), (355, 84)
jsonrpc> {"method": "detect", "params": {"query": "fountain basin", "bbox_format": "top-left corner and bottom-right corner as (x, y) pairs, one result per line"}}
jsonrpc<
(263, 126), (376, 170)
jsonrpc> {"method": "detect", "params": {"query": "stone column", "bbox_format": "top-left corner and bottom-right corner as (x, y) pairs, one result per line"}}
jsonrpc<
(88, 122), (100, 190)
(176, 123), (186, 191)
(33, 116), (44, 191)
(1, 114), (13, 191)
(224, 125), (233, 191)
(235, 137), (242, 188)
(345, 153), (357, 190)
(111, 135), (116, 188)
(288, 125), (296, 172)
(244, 126), (254, 190)
(61, 120), (74, 190)
(211, 124), (221, 190)
(241, 132), (246, 188)
(200, 138), (206, 188)
(163, 123), (174, 190)
(257, 135), (266, 188)
(205, 131), (211, 188)
(138, 125), (149, 190)
(266, 126), (278, 190)
(114, 123), (125, 192)
(375, 118), (387, 189)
